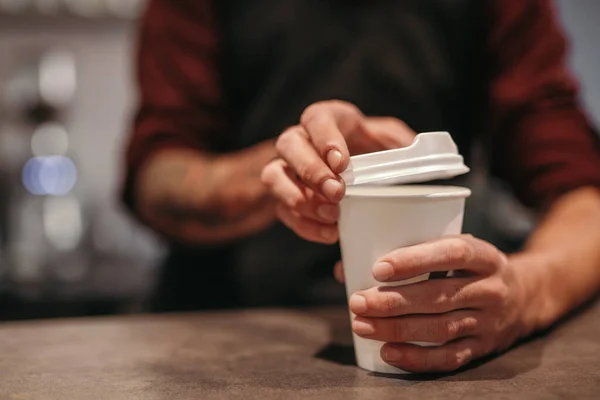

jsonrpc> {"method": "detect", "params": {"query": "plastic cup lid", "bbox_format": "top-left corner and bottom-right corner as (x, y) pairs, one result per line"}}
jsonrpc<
(340, 131), (469, 186)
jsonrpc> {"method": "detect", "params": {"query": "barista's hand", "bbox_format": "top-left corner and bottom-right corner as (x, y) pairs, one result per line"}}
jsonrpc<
(338, 234), (532, 373)
(261, 100), (415, 244)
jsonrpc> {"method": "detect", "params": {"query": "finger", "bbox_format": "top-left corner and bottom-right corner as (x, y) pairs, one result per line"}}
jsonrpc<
(276, 126), (345, 202)
(290, 191), (339, 224)
(275, 203), (339, 244)
(349, 277), (481, 317)
(262, 159), (339, 223)
(300, 101), (362, 173)
(352, 310), (480, 344)
(381, 337), (483, 373)
(284, 169), (340, 223)
(334, 261), (345, 283)
(373, 235), (507, 282)
(262, 159), (305, 207)
(295, 195), (339, 224)
(360, 117), (416, 149)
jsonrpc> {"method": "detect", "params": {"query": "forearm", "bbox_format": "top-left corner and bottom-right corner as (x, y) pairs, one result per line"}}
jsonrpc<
(135, 142), (277, 245)
(514, 187), (600, 333)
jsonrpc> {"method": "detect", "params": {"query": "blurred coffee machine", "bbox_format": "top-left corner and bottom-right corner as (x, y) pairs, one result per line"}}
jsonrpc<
(0, 0), (164, 320)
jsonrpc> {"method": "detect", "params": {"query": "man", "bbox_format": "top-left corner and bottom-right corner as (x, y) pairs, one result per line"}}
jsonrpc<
(123, 0), (600, 372)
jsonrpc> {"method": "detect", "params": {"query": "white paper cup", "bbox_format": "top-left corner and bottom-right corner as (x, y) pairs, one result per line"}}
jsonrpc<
(339, 185), (471, 374)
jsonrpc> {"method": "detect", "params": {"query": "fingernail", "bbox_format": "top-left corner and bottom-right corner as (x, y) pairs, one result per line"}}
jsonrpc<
(352, 318), (375, 335)
(383, 346), (402, 362)
(327, 149), (343, 171)
(320, 227), (337, 241)
(317, 204), (339, 221)
(349, 294), (367, 314)
(322, 179), (344, 202)
(373, 262), (394, 281)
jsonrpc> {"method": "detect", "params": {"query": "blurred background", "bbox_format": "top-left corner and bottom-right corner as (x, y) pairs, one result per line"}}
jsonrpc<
(0, 0), (163, 320)
(0, 0), (597, 320)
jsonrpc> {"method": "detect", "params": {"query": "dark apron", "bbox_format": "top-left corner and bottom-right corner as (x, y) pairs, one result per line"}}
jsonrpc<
(152, 0), (486, 311)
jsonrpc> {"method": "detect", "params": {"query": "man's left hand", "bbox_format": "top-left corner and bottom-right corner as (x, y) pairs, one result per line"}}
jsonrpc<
(338, 234), (532, 373)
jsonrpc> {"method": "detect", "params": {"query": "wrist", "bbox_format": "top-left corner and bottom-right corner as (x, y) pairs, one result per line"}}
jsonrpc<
(509, 251), (560, 335)
(206, 140), (277, 214)
(218, 139), (277, 173)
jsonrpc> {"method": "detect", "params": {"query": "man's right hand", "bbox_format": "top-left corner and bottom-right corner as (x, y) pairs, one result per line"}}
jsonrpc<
(262, 100), (416, 244)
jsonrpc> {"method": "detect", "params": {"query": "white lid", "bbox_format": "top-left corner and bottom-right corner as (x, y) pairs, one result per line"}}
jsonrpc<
(345, 185), (472, 199)
(340, 131), (469, 186)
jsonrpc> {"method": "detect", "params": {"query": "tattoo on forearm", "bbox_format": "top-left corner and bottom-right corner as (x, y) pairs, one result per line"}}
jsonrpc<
(157, 199), (268, 228)
(145, 152), (266, 229)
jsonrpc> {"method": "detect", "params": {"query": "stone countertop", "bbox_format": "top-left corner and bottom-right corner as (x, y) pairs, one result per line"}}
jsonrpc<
(0, 302), (599, 399)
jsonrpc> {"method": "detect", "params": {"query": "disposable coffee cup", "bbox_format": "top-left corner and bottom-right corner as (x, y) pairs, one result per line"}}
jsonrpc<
(338, 185), (471, 374)
(338, 131), (471, 374)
